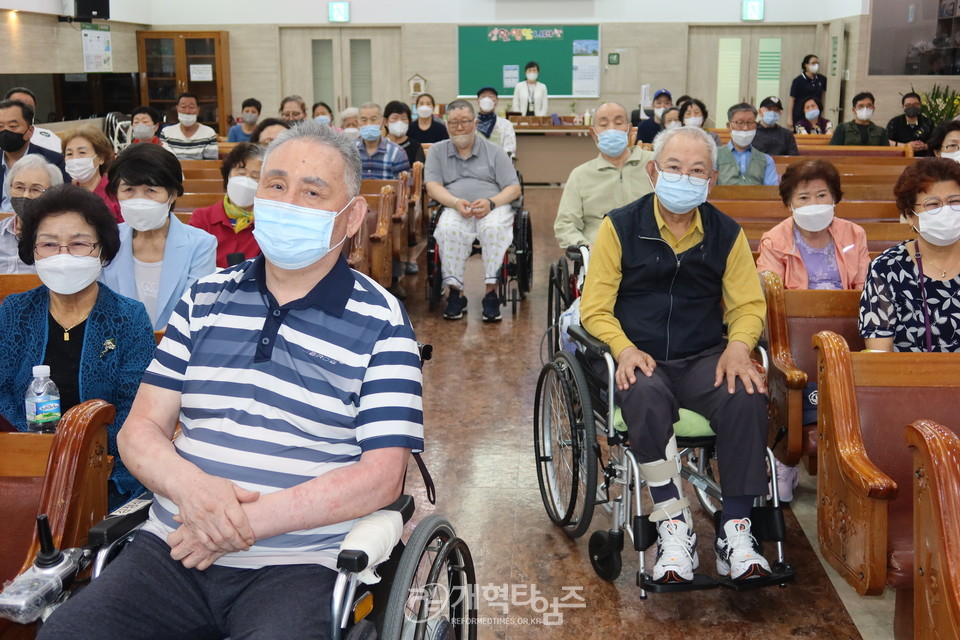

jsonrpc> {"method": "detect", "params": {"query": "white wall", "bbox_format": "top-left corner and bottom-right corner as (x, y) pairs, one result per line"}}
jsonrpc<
(0, 0), (869, 25)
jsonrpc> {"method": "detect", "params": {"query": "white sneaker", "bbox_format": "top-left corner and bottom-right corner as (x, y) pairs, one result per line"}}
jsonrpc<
(776, 461), (800, 503)
(651, 519), (698, 583)
(715, 518), (771, 580)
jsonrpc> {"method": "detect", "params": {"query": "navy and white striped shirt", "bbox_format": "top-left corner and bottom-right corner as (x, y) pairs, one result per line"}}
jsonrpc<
(140, 254), (424, 569)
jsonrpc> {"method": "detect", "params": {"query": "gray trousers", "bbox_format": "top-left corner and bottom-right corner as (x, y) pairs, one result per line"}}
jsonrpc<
(38, 531), (337, 640)
(593, 343), (769, 498)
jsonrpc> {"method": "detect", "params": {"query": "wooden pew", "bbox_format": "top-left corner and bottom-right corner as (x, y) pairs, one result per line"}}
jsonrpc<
(174, 193), (222, 212)
(718, 200), (902, 223)
(217, 142), (238, 159)
(408, 161), (425, 246)
(182, 167), (222, 180)
(799, 144), (914, 158)
(812, 331), (960, 638)
(0, 274), (42, 303)
(360, 186), (396, 288)
(178, 159), (220, 172)
(774, 155), (913, 168)
(905, 420), (960, 640)
(361, 173), (409, 263)
(712, 184), (895, 201)
(761, 273), (863, 473)
(182, 178), (225, 194)
(0, 400), (114, 639)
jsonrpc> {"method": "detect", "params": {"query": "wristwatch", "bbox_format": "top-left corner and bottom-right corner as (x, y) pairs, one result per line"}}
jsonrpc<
(487, 198), (496, 211)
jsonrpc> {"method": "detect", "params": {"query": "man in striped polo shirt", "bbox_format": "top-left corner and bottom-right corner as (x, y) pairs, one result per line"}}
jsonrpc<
(159, 92), (219, 160)
(39, 122), (424, 640)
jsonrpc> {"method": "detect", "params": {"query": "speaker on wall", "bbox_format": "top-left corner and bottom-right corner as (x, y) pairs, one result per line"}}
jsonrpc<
(75, 0), (110, 20)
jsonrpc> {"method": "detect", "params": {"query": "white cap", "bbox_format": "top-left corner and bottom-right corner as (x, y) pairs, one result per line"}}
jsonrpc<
(33, 365), (50, 378)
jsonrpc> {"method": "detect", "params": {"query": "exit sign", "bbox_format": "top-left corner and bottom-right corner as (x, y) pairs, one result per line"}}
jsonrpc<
(329, 1), (350, 22)
(742, 0), (764, 21)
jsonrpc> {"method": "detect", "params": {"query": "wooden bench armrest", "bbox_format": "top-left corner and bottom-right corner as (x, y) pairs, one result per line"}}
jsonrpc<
(907, 419), (960, 638)
(761, 271), (807, 389)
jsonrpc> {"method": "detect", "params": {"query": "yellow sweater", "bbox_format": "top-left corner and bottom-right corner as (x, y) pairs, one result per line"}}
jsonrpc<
(580, 198), (765, 360)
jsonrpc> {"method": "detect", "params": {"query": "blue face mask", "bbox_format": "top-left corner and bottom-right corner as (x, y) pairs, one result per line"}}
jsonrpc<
(805, 109), (820, 121)
(252, 196), (354, 270)
(654, 168), (709, 215)
(761, 110), (780, 126)
(315, 115), (331, 126)
(359, 124), (382, 141)
(596, 129), (628, 157)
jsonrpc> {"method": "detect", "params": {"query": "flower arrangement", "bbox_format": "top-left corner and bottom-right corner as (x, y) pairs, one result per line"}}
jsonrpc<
(913, 84), (960, 123)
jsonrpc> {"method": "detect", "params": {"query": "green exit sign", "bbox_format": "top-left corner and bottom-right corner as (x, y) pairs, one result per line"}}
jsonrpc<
(742, 0), (764, 21)
(329, 1), (350, 22)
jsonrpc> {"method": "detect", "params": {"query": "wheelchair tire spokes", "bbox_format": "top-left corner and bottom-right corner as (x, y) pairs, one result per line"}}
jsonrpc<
(381, 516), (477, 640)
(533, 351), (598, 539)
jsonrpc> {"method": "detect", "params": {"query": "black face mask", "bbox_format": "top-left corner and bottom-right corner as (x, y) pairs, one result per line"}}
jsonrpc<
(10, 196), (29, 216)
(904, 106), (921, 118)
(0, 129), (27, 153)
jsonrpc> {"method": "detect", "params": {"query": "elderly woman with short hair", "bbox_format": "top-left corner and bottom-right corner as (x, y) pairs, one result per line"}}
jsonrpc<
(62, 124), (121, 221)
(189, 142), (263, 268)
(0, 184), (155, 508)
(861, 158), (960, 352)
(0, 154), (64, 273)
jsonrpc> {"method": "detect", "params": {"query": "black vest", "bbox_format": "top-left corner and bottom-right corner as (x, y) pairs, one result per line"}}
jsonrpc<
(608, 193), (742, 361)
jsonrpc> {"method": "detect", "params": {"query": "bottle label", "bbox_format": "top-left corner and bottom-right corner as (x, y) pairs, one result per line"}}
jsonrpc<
(26, 395), (61, 424)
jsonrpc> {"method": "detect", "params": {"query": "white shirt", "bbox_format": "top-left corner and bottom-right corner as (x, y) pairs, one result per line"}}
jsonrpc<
(159, 123), (219, 160)
(133, 256), (163, 328)
(510, 81), (549, 117)
(0, 216), (35, 274)
(29, 127), (62, 154)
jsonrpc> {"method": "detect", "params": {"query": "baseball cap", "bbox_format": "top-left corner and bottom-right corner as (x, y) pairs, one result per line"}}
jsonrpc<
(759, 96), (783, 110)
(477, 86), (499, 97)
(653, 88), (672, 101)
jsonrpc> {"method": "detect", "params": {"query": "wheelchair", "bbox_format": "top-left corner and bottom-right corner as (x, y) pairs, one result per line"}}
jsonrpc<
(424, 196), (533, 318)
(533, 323), (796, 597)
(545, 245), (589, 360)
(0, 493), (477, 640)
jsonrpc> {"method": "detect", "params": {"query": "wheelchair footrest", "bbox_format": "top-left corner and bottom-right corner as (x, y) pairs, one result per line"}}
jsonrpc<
(717, 563), (796, 591)
(637, 572), (719, 593)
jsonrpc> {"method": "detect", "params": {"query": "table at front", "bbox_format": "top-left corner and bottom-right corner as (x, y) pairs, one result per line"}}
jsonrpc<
(515, 128), (597, 185)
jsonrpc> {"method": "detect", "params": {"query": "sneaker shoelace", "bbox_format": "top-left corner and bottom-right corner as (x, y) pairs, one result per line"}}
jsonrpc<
(726, 519), (757, 556)
(659, 521), (694, 561)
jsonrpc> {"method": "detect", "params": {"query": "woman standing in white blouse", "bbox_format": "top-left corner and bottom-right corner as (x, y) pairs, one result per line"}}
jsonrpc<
(511, 61), (549, 116)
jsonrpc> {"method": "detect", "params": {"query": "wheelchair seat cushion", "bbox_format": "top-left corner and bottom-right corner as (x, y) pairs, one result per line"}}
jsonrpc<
(613, 407), (715, 438)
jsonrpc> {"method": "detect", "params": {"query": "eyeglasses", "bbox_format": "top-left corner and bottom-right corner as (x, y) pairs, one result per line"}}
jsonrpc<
(34, 241), (100, 258)
(10, 184), (46, 197)
(913, 197), (960, 215)
(656, 162), (710, 187)
(447, 119), (475, 130)
(730, 120), (758, 130)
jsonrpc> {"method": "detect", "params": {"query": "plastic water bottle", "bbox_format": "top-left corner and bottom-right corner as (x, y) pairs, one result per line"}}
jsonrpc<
(25, 365), (60, 433)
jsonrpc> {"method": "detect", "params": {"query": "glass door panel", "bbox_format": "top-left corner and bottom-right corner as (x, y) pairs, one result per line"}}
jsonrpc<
(312, 39), (336, 111)
(183, 37), (219, 132)
(346, 39), (373, 107)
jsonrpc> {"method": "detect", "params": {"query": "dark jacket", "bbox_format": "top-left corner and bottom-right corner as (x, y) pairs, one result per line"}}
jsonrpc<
(830, 121), (889, 146)
(0, 285), (155, 503)
(0, 143), (69, 186)
(753, 125), (799, 156)
(606, 193), (742, 360)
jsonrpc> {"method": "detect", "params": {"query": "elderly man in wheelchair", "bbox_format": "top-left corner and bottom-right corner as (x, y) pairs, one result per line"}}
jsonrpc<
(578, 125), (772, 586)
(0, 121), (479, 640)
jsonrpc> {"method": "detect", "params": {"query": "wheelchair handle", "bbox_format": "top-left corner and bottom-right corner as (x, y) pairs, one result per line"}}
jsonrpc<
(566, 244), (587, 262)
(567, 324), (611, 357)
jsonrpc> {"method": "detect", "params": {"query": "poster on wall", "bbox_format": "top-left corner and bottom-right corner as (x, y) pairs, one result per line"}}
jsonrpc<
(81, 24), (112, 73)
(571, 39), (600, 96)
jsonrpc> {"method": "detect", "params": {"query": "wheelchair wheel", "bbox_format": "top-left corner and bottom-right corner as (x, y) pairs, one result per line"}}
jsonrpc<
(546, 260), (571, 359)
(588, 530), (623, 582)
(425, 236), (442, 312)
(381, 515), (477, 640)
(533, 350), (597, 538)
(514, 210), (533, 296)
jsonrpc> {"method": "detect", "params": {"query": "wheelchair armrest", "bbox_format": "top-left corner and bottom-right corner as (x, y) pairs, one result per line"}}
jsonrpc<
(565, 245), (586, 262)
(382, 494), (415, 524)
(87, 495), (153, 547)
(567, 324), (610, 357)
(337, 549), (370, 574)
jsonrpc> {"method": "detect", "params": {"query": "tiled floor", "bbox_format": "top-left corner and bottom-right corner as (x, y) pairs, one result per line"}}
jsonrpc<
(396, 186), (896, 639)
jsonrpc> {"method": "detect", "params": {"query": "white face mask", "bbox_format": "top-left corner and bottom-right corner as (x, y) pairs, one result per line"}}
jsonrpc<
(855, 107), (874, 121)
(526, 71), (538, 82)
(809, 63), (820, 74)
(730, 129), (756, 148)
(664, 121), (682, 131)
(227, 176), (258, 209)
(653, 107), (665, 119)
(36, 254), (102, 295)
(478, 97), (496, 113)
(131, 124), (155, 141)
(178, 112), (197, 127)
(120, 198), (170, 231)
(916, 209), (960, 247)
(685, 115), (704, 128)
(940, 149), (960, 163)
(416, 105), (434, 120)
(387, 121), (409, 137)
(342, 127), (360, 140)
(792, 203), (835, 233)
(66, 157), (99, 184)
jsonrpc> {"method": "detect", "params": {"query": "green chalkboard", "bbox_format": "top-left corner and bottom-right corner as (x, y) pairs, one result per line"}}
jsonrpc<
(457, 25), (600, 98)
